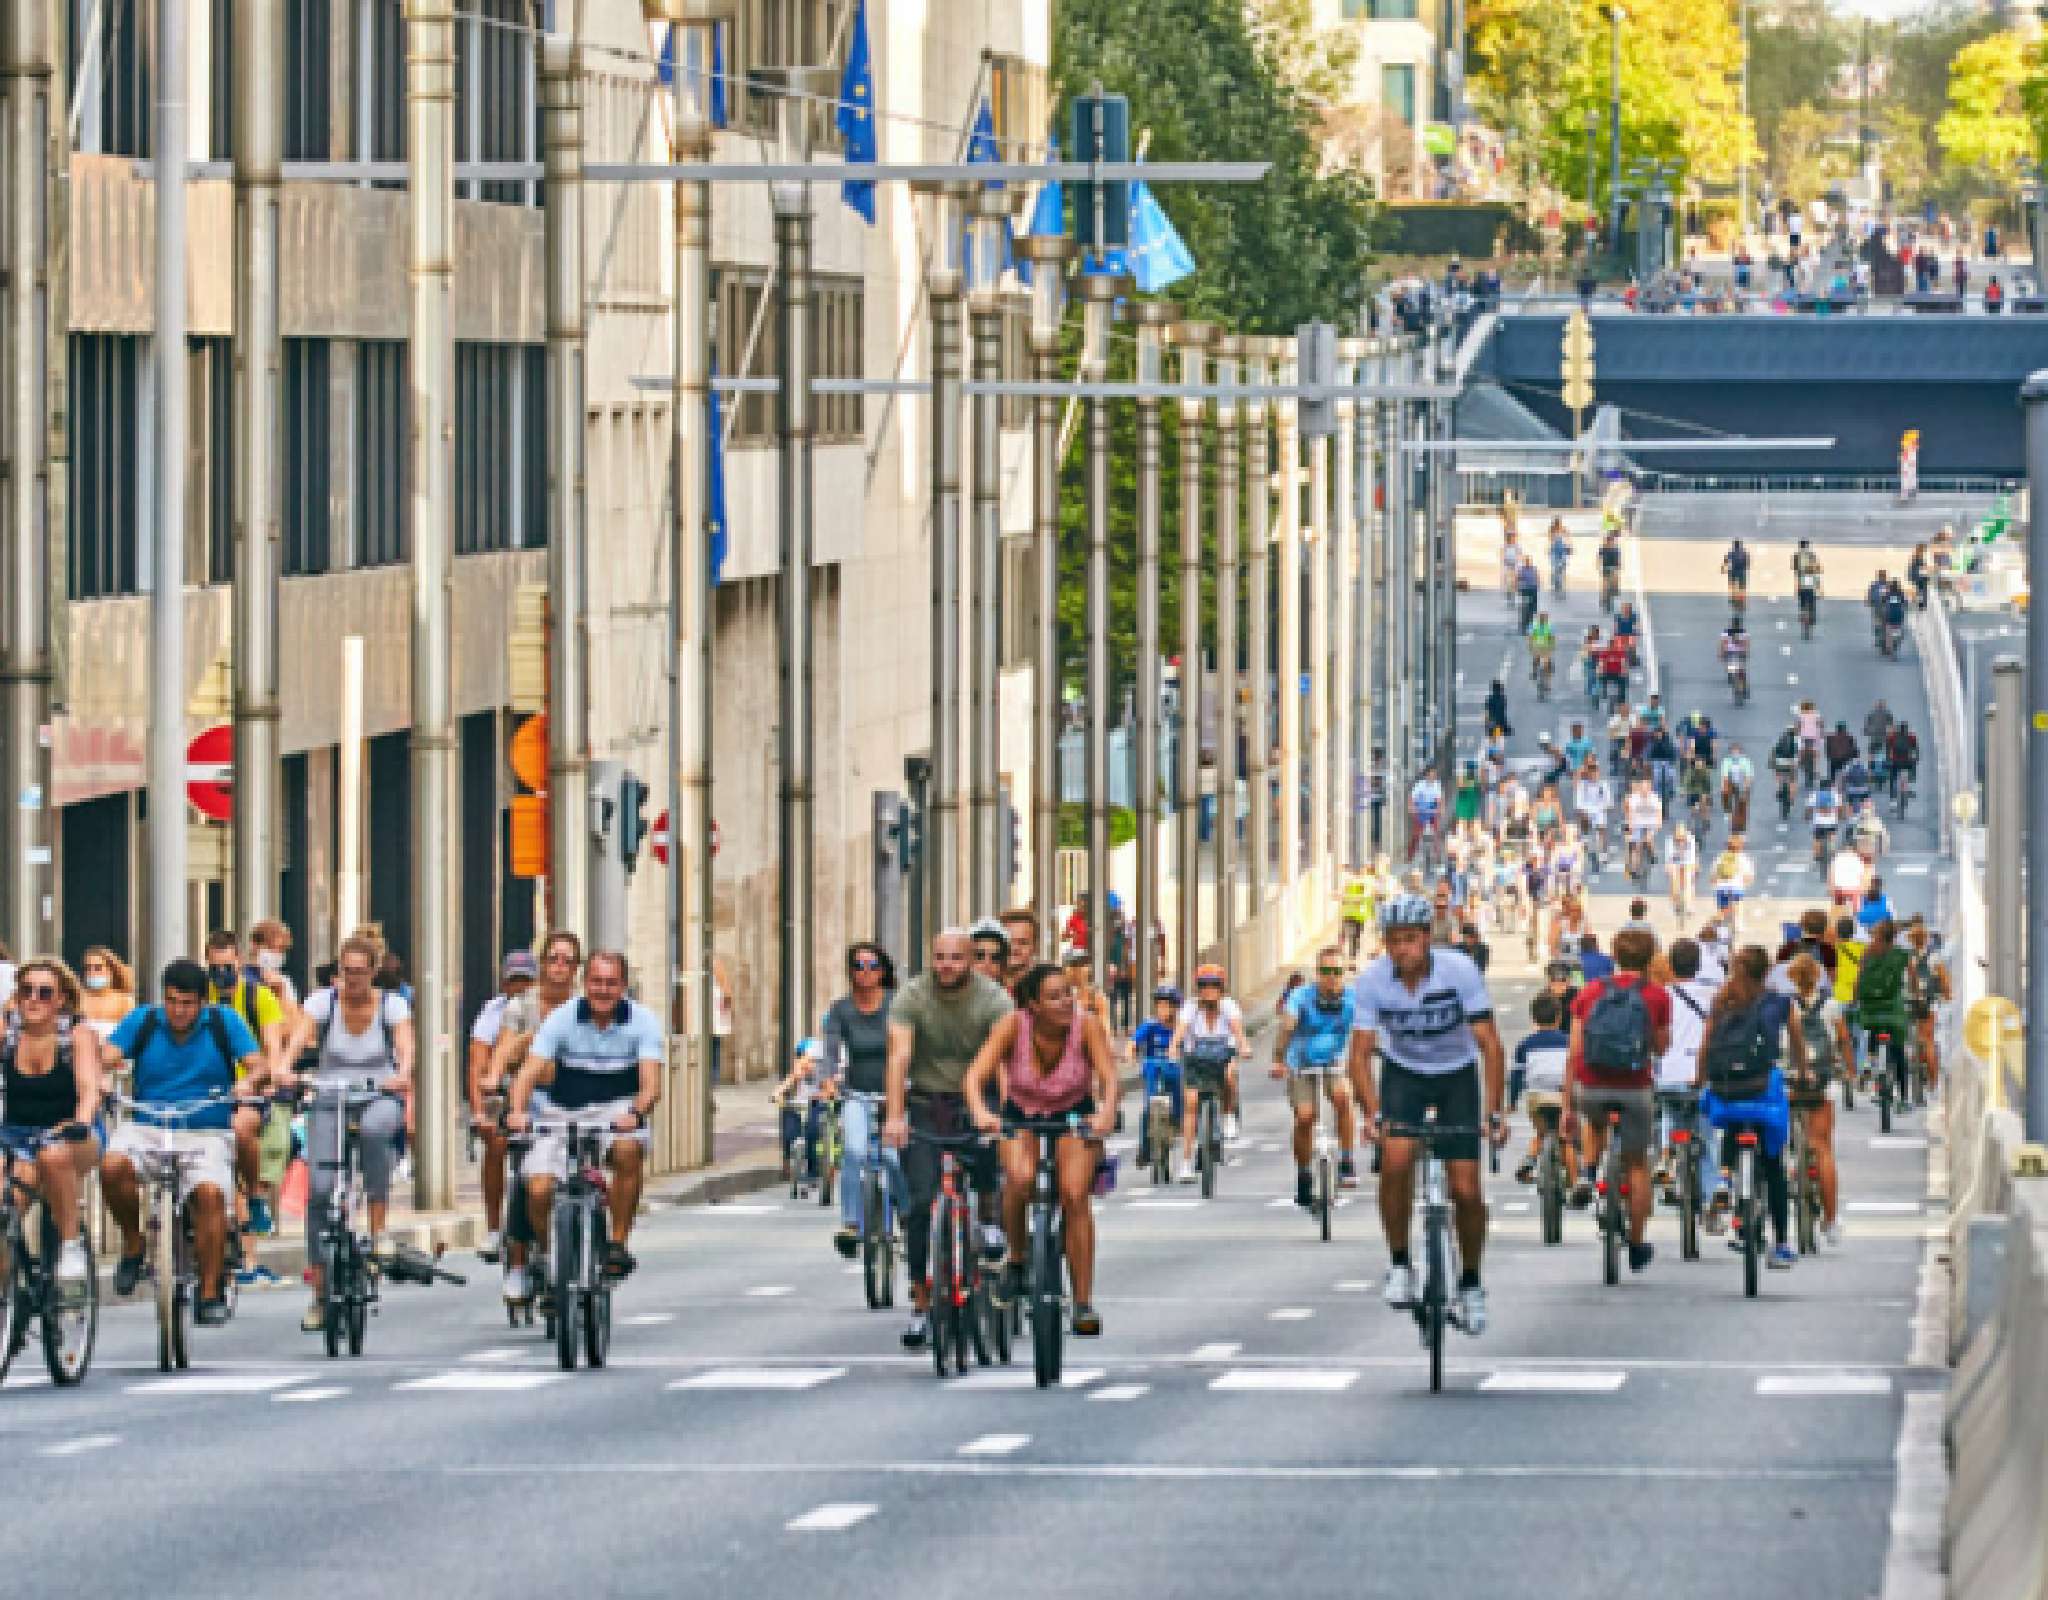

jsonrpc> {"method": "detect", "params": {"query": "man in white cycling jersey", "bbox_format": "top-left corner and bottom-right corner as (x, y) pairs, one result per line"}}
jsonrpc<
(1410, 772), (1444, 857)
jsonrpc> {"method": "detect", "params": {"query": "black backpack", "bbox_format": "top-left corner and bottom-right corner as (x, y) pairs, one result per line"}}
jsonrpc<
(126, 1004), (240, 1076)
(1581, 981), (1652, 1079)
(1703, 1000), (1774, 1099)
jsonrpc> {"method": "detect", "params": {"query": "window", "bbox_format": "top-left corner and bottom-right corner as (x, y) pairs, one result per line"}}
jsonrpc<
(68, 336), (144, 600)
(1365, 0), (1419, 16)
(354, 0), (406, 164)
(732, 0), (850, 136)
(354, 341), (408, 567)
(284, 341), (333, 576)
(197, 339), (234, 585)
(286, 0), (334, 159)
(1382, 63), (1417, 128)
(456, 0), (538, 204)
(454, 345), (546, 554)
(716, 271), (864, 447)
(69, 0), (153, 157)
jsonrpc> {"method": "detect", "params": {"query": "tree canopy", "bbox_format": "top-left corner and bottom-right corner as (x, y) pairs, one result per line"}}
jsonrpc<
(1937, 30), (2033, 183)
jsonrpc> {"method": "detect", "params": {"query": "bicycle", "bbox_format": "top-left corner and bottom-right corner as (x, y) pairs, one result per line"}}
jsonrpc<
(303, 1079), (389, 1360)
(110, 1093), (247, 1372)
(1594, 1109), (1628, 1288)
(1893, 767), (1915, 821)
(1600, 564), (1620, 614)
(1797, 587), (1818, 640)
(1873, 1031), (1897, 1135)
(1788, 1088), (1824, 1256)
(813, 1095), (843, 1210)
(1003, 1111), (1091, 1390)
(1186, 1053), (1232, 1200)
(1627, 831), (1654, 889)
(528, 1116), (619, 1372)
(848, 1091), (899, 1311)
(1533, 1108), (1568, 1247)
(1300, 1067), (1342, 1243)
(1725, 659), (1749, 706)
(1138, 1067), (1177, 1188)
(1532, 650), (1554, 701)
(0, 1125), (99, 1386)
(1383, 1115), (1495, 1394)
(910, 1128), (1005, 1379)
(1724, 1128), (1768, 1299)
(1658, 1092), (1703, 1263)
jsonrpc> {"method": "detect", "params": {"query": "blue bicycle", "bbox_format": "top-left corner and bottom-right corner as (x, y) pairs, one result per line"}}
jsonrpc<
(848, 1092), (901, 1310)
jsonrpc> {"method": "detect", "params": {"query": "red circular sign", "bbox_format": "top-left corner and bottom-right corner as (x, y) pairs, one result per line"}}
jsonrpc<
(649, 812), (717, 867)
(186, 724), (234, 822)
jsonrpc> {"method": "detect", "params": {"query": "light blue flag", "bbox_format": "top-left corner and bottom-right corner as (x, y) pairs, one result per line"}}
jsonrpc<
(836, 0), (877, 224)
(1017, 137), (1064, 287)
(1125, 179), (1195, 294)
(964, 98), (1016, 282)
(708, 360), (729, 586)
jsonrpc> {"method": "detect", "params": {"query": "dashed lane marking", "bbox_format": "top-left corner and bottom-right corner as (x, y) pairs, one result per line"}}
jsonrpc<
(786, 1503), (878, 1533)
(1127, 1199), (1202, 1210)
(1268, 1307), (1315, 1322)
(1871, 1136), (1929, 1150)
(623, 1312), (677, 1326)
(395, 1371), (567, 1393)
(669, 1367), (848, 1392)
(953, 1369), (1104, 1392)
(1756, 1373), (1893, 1397)
(126, 1374), (309, 1396)
(272, 1386), (349, 1404)
(1848, 1201), (1924, 1215)
(463, 1347), (526, 1363)
(1189, 1343), (1242, 1361)
(746, 1285), (797, 1298)
(1210, 1369), (1358, 1393)
(1087, 1384), (1151, 1403)
(958, 1434), (1032, 1457)
(42, 1434), (120, 1456)
(1480, 1371), (1627, 1394)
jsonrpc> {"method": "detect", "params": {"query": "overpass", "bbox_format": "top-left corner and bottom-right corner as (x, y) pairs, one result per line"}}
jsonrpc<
(1467, 310), (2048, 479)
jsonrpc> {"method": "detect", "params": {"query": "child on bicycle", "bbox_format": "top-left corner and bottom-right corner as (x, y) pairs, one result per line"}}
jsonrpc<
(1133, 985), (1183, 1158)
(772, 1037), (833, 1189)
(1513, 994), (1577, 1190)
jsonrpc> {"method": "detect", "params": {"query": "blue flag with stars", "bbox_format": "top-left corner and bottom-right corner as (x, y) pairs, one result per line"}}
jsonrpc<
(1017, 137), (1064, 287)
(964, 98), (1016, 283)
(836, 0), (877, 224)
(1124, 179), (1195, 294)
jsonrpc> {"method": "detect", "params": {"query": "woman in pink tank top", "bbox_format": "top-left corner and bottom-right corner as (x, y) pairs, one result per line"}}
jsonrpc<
(964, 963), (1118, 1338)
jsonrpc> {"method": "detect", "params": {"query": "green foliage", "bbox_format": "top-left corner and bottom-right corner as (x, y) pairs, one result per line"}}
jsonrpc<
(1747, 0), (1850, 197)
(1938, 31), (2033, 183)
(1059, 803), (1138, 850)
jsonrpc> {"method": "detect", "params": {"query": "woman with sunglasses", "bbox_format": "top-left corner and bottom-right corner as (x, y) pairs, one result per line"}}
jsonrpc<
(1173, 963), (1248, 1172)
(825, 941), (902, 1260)
(77, 946), (136, 1040)
(0, 959), (105, 1288)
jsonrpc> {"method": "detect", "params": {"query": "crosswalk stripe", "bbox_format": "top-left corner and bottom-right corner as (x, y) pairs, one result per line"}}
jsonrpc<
(1756, 1373), (1892, 1396)
(669, 1366), (847, 1391)
(1481, 1370), (1627, 1393)
(1087, 1383), (1151, 1402)
(127, 1374), (308, 1396)
(396, 1371), (566, 1393)
(1210, 1369), (1358, 1392)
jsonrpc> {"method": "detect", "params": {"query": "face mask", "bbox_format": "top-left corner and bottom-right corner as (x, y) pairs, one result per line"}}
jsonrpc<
(257, 949), (286, 973)
(208, 964), (238, 991)
(84, 973), (109, 992)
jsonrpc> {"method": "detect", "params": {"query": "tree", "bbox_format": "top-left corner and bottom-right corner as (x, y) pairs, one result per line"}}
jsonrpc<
(1468, 0), (1588, 196)
(1246, 0), (1360, 110)
(1937, 30), (2031, 184)
(1747, 0), (1849, 182)
(1771, 103), (1848, 204)
(1878, 104), (1936, 211)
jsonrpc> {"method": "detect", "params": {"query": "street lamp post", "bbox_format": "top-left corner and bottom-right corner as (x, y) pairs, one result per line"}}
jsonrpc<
(1212, 334), (1242, 972)
(1078, 268), (1127, 995)
(1170, 319), (1213, 976)
(966, 186), (1008, 915)
(1243, 344), (1273, 926)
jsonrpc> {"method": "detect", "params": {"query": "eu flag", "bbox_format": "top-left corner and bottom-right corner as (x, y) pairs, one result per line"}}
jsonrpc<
(1125, 180), (1195, 294)
(1017, 136), (1063, 287)
(836, 0), (877, 225)
(708, 361), (729, 586)
(964, 98), (1015, 283)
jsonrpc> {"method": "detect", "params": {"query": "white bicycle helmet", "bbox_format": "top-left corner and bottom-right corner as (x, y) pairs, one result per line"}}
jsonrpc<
(1380, 893), (1435, 931)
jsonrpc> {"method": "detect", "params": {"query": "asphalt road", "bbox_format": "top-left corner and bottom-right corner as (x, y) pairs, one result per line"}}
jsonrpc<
(2, 503), (1943, 1600)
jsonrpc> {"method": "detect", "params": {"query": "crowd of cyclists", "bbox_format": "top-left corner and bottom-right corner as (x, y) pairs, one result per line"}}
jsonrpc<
(0, 515), (1950, 1380)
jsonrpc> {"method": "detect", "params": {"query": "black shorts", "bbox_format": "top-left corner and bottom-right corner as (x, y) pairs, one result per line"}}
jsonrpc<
(1379, 1062), (1483, 1162)
(1000, 1097), (1099, 1141)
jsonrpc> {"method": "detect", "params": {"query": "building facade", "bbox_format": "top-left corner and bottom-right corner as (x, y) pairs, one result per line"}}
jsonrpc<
(1316, 0), (1436, 202)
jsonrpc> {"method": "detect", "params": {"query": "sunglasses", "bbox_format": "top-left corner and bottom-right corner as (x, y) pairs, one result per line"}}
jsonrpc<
(1316, 966), (1345, 976)
(851, 957), (883, 972)
(339, 965), (374, 979)
(19, 983), (59, 1002)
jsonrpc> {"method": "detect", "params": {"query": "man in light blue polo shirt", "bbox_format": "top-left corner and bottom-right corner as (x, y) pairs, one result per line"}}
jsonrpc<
(507, 950), (663, 1282)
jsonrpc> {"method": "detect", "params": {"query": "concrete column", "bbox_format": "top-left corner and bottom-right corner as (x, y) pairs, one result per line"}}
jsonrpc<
(2025, 371), (2048, 1140)
(1347, 337), (1372, 868)
(1021, 235), (1072, 923)
(966, 188), (1006, 916)
(1212, 334), (1241, 973)
(1386, 343), (1412, 846)
(1276, 349), (1302, 893)
(1434, 321), (1459, 782)
(1243, 344), (1272, 925)
(231, 0), (284, 929)
(1307, 426), (1329, 891)
(1076, 269), (1126, 990)
(406, 0), (459, 1210)
(1332, 344), (1357, 873)
(1171, 320), (1212, 974)
(1132, 300), (1174, 1002)
(0, 1), (57, 958)
(541, 33), (590, 941)
(919, 181), (968, 938)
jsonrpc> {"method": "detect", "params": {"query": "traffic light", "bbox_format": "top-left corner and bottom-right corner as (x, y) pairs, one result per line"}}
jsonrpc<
(1069, 92), (1131, 254)
(618, 772), (651, 875)
(1297, 321), (1339, 439)
(898, 802), (924, 874)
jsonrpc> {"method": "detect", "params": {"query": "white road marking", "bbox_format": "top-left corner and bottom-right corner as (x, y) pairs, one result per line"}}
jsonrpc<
(746, 1285), (796, 1298)
(1848, 1201), (1923, 1215)
(396, 1371), (567, 1393)
(1087, 1383), (1152, 1403)
(786, 1503), (878, 1533)
(2, 1373), (49, 1389)
(958, 1433), (1032, 1457)
(623, 1312), (677, 1326)
(1871, 1136), (1929, 1151)
(1787, 674), (1799, 685)
(703, 1204), (782, 1215)
(1481, 1370), (1628, 1393)
(1210, 1369), (1358, 1393)
(954, 1368), (1104, 1391)
(272, 1386), (349, 1404)
(463, 1460), (1888, 1484)
(463, 1347), (526, 1363)
(1189, 1342), (1242, 1361)
(127, 1374), (309, 1396)
(1502, 1200), (1532, 1214)
(1334, 1280), (1376, 1292)
(41, 1434), (119, 1456)
(1128, 1199), (1201, 1210)
(1757, 1373), (1893, 1397)
(1268, 1307), (1315, 1322)
(1895, 863), (1930, 876)
(669, 1366), (847, 1392)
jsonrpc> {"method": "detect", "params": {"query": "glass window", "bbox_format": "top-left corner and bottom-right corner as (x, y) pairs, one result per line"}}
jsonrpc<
(354, 341), (408, 567)
(1382, 63), (1417, 128)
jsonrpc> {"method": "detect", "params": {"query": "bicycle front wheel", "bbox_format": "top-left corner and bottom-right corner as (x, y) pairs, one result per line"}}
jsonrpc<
(156, 1201), (186, 1372)
(860, 1170), (887, 1311)
(553, 1202), (582, 1371)
(1539, 1143), (1563, 1247)
(1199, 1100), (1218, 1200)
(1424, 1209), (1449, 1394)
(1030, 1208), (1063, 1390)
(0, 1220), (20, 1386)
(1316, 1155), (1333, 1243)
(1740, 1151), (1761, 1300)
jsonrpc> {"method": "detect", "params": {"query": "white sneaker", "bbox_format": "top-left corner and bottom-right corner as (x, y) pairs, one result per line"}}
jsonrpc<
(502, 1264), (531, 1302)
(1223, 1115), (1241, 1143)
(56, 1240), (88, 1286)
(478, 1231), (502, 1265)
(1457, 1283), (1489, 1336)
(980, 1223), (1007, 1261)
(1382, 1263), (1415, 1309)
(1824, 1222), (1844, 1247)
(1177, 1166), (1198, 1185)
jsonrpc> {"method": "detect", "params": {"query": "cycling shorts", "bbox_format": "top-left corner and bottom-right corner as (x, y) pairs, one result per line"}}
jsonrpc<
(1379, 1062), (1483, 1163)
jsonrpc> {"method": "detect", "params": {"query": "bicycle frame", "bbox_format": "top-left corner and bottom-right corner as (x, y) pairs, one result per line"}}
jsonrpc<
(528, 1116), (614, 1372)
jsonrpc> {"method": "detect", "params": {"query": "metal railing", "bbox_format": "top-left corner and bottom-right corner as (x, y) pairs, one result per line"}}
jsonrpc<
(1637, 473), (2017, 498)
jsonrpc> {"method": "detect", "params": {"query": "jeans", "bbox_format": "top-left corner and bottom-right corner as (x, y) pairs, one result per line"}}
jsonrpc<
(1659, 1096), (1718, 1206)
(779, 1101), (824, 1180)
(839, 1094), (908, 1233)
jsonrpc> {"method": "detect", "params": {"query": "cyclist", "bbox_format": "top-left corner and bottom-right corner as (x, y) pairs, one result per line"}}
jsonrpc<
(1667, 822), (1699, 918)
(1863, 699), (1894, 757)
(1795, 701), (1825, 784)
(1719, 743), (1755, 833)
(1529, 610), (1557, 692)
(508, 949), (662, 1288)
(203, 928), (285, 1235)
(1623, 776), (1663, 879)
(281, 933), (414, 1333)
(1851, 799), (1890, 865)
(1565, 928), (1671, 1272)
(466, 950), (537, 1264)
(1680, 755), (1715, 835)
(101, 960), (265, 1327)
(1854, 919), (1913, 1113)
(1709, 833), (1756, 931)
(1855, 876), (1896, 937)
(1350, 895), (1507, 1334)
(1718, 617), (1750, 700)
(1647, 722), (1681, 804)
(1655, 938), (1720, 1225)
(1840, 754), (1874, 816)
(1792, 540), (1823, 630)
(1865, 569), (1891, 640)
(1879, 580), (1909, 655)
(0, 958), (105, 1288)
(1549, 519), (1572, 595)
(1904, 917), (1950, 1092)
(485, 930), (582, 1303)
(1574, 760), (1612, 862)
(1807, 779), (1843, 864)
(1339, 871), (1373, 961)
(1564, 720), (1596, 775)
(965, 961), (1119, 1337)
(1597, 530), (1624, 611)
(824, 940), (899, 1261)
(1787, 952), (1847, 1246)
(1722, 538), (1751, 609)
(1516, 556), (1542, 634)
(1581, 625), (1606, 701)
(1833, 914), (1867, 1085)
(969, 917), (1012, 984)
(772, 1037), (834, 1193)
(1886, 722), (1921, 803)
(1512, 994), (1575, 1188)
(883, 929), (1014, 1349)
(1410, 770), (1445, 860)
(1271, 948), (1359, 1205)
(1176, 963), (1248, 1161)
(1695, 944), (1806, 1271)
(1770, 724), (1801, 815)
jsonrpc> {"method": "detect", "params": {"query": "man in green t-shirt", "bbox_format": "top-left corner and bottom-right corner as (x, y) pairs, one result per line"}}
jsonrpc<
(1854, 918), (1912, 1110)
(884, 929), (1014, 1350)
(204, 928), (287, 1232)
